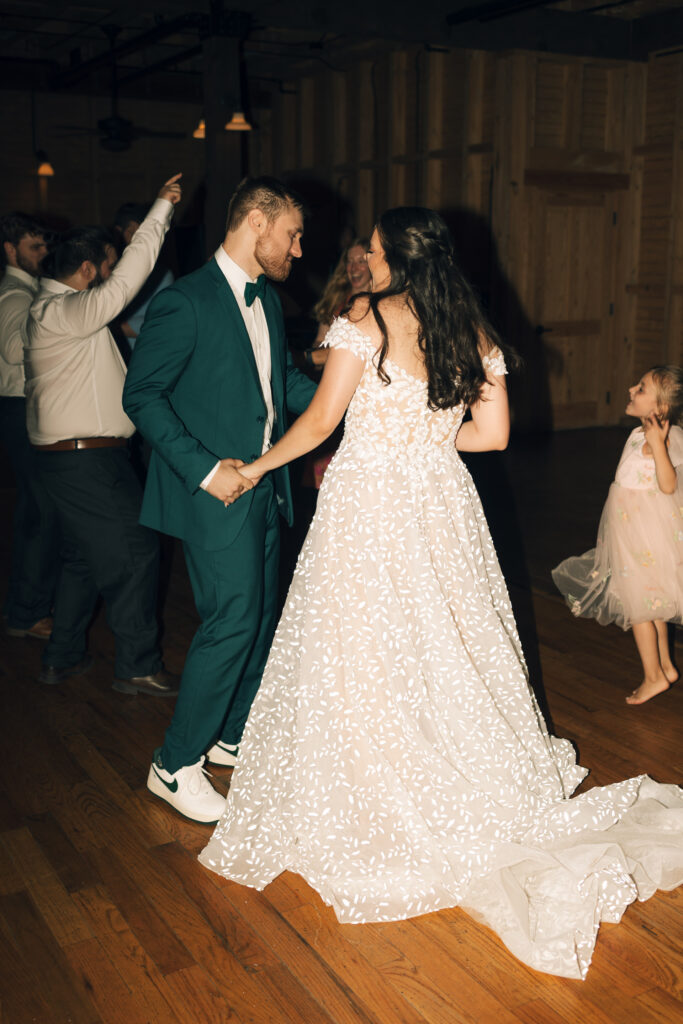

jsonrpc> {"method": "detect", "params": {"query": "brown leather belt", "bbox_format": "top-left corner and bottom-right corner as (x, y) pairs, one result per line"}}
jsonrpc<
(33, 437), (129, 451)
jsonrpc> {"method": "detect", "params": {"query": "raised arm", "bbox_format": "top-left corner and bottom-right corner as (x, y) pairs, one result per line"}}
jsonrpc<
(37, 174), (181, 340)
(643, 414), (676, 494)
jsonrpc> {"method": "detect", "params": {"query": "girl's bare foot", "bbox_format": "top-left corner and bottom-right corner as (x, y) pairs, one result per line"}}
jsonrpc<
(625, 676), (671, 705)
(662, 663), (679, 685)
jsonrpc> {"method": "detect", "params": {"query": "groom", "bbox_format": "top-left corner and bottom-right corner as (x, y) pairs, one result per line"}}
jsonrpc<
(123, 177), (316, 823)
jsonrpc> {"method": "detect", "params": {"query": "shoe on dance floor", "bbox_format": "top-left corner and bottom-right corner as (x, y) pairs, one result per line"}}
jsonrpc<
(147, 749), (226, 824)
(112, 669), (179, 697)
(38, 654), (93, 686)
(206, 741), (239, 767)
(7, 616), (53, 640)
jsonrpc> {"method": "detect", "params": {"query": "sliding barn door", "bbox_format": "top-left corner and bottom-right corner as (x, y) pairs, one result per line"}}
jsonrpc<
(492, 53), (642, 431)
(529, 184), (620, 429)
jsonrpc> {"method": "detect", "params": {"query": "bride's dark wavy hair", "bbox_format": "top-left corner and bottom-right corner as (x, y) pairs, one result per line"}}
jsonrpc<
(369, 207), (503, 410)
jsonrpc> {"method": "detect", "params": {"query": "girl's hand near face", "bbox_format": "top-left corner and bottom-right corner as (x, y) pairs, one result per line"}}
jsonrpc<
(643, 413), (676, 493)
(642, 412), (669, 452)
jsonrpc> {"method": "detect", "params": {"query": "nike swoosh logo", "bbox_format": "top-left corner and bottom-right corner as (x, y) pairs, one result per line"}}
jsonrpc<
(152, 764), (178, 792)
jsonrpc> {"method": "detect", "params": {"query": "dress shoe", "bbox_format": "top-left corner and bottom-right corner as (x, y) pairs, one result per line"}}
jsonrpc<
(112, 668), (179, 697)
(147, 749), (226, 824)
(206, 740), (239, 767)
(38, 654), (93, 686)
(7, 616), (53, 640)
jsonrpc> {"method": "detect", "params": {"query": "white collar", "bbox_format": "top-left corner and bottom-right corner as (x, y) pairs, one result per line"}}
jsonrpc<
(39, 276), (77, 295)
(214, 246), (261, 293)
(4, 265), (40, 292)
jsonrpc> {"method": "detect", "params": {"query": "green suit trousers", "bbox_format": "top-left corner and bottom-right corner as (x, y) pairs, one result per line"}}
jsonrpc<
(161, 476), (280, 774)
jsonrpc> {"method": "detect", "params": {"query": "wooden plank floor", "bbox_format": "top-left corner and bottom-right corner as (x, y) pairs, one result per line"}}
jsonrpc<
(1, 428), (682, 1024)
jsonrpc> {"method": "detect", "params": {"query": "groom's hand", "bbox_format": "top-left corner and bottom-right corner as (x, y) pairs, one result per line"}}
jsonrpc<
(206, 458), (254, 506)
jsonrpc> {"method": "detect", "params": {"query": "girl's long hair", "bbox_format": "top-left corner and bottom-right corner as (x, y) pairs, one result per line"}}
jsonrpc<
(368, 207), (503, 411)
(313, 237), (370, 325)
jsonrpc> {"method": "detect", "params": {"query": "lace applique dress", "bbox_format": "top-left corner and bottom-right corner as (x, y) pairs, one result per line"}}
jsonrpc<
(199, 319), (683, 980)
(552, 425), (683, 629)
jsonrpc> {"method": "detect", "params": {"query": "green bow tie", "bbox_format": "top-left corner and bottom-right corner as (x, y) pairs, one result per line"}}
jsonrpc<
(244, 274), (266, 307)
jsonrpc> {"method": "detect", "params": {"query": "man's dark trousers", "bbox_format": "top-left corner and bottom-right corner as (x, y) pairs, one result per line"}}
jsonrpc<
(0, 396), (59, 628)
(161, 476), (279, 775)
(35, 446), (162, 678)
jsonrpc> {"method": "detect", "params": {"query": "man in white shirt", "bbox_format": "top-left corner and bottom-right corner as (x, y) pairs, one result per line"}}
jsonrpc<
(25, 173), (182, 696)
(0, 213), (59, 640)
(124, 177), (317, 823)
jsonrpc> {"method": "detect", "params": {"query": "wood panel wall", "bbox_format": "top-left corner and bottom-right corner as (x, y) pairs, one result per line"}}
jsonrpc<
(0, 90), (206, 231)
(1, 44), (682, 431)
(254, 46), (682, 430)
(633, 54), (683, 375)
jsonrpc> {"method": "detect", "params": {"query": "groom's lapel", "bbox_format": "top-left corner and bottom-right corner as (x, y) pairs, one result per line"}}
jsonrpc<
(263, 285), (284, 407)
(207, 260), (262, 393)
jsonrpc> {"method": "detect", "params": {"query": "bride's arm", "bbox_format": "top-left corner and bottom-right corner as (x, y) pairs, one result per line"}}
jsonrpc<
(455, 372), (510, 452)
(241, 348), (364, 481)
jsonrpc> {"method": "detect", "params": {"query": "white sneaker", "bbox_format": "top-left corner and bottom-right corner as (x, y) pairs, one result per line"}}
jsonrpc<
(206, 740), (239, 767)
(147, 749), (226, 824)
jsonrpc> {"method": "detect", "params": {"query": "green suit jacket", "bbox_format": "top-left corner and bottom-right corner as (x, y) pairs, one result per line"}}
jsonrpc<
(122, 258), (316, 551)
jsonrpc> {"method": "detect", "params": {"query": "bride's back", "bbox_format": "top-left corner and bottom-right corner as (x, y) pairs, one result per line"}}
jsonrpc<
(349, 293), (427, 382)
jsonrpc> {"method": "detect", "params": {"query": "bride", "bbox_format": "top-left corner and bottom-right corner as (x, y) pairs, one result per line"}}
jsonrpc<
(199, 207), (683, 979)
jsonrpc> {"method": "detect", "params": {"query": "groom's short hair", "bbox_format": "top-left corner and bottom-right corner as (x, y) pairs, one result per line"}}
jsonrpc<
(226, 177), (304, 232)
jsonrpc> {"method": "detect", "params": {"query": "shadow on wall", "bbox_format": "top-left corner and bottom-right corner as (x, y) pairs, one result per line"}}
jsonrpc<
(442, 205), (556, 731)
(441, 205), (557, 437)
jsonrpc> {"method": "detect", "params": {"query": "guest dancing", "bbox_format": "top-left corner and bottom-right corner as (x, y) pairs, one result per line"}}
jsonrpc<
(311, 236), (371, 347)
(300, 237), (371, 489)
(199, 207), (683, 980)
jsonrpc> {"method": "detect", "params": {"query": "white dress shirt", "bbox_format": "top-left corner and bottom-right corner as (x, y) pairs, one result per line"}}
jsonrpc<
(214, 246), (274, 450)
(0, 265), (40, 397)
(25, 198), (173, 445)
(201, 247), (274, 489)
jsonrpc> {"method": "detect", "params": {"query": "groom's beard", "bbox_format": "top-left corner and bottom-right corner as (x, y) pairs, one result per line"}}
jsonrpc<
(254, 237), (293, 282)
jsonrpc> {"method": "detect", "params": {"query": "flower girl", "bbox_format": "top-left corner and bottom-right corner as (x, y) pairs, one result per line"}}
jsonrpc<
(553, 366), (683, 704)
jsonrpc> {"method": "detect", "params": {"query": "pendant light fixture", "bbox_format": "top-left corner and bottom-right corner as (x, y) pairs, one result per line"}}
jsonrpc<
(36, 149), (55, 176)
(224, 110), (251, 132)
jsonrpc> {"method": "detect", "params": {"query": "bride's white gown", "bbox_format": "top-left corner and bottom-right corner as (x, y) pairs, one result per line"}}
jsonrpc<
(199, 318), (683, 979)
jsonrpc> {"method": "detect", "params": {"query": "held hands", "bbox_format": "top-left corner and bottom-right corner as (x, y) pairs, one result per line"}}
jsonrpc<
(205, 458), (254, 507)
(239, 462), (264, 487)
(158, 173), (183, 206)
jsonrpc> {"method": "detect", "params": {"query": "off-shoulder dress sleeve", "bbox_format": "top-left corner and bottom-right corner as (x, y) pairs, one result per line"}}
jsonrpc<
(324, 317), (376, 365)
(482, 345), (507, 376)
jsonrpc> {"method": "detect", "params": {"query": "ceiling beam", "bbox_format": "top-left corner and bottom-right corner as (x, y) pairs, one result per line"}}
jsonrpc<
(635, 6), (683, 56)
(13, 0), (683, 101)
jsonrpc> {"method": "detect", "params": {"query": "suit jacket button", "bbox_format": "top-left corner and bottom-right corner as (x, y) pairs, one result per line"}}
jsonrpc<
(257, 415), (265, 423)
(250, 454), (258, 461)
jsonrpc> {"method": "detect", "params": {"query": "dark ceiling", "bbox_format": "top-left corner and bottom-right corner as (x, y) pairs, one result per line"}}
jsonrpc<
(1, 0), (683, 106)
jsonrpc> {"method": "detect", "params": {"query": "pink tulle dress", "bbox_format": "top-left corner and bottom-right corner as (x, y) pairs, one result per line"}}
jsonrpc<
(552, 425), (683, 629)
